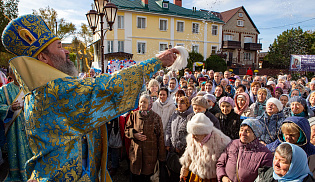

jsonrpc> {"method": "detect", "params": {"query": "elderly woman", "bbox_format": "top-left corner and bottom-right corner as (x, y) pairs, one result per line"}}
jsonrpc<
(125, 94), (166, 182)
(234, 92), (254, 117)
(142, 79), (160, 102)
(180, 113), (231, 182)
(152, 87), (177, 131)
(165, 96), (193, 180)
(308, 91), (315, 112)
(162, 74), (170, 87)
(249, 81), (261, 103)
(256, 143), (314, 182)
(215, 96), (242, 139)
(216, 119), (273, 182)
(257, 98), (285, 145)
(186, 84), (197, 101)
(266, 116), (315, 156)
(249, 87), (271, 117)
(169, 77), (179, 99)
(289, 89), (301, 98)
(284, 96), (314, 118)
(204, 94), (221, 116)
(187, 96), (221, 130)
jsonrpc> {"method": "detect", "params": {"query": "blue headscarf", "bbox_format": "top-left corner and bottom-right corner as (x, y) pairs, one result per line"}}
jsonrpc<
(273, 142), (312, 182)
(289, 89), (301, 98)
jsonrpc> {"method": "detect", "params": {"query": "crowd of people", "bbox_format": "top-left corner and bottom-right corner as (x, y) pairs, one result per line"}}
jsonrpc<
(105, 68), (315, 182)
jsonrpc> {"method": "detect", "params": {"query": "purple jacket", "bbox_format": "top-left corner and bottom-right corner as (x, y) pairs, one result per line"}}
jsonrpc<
(216, 138), (273, 182)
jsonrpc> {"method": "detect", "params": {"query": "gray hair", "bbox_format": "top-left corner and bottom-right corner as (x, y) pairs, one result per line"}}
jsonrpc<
(148, 79), (160, 89)
(275, 143), (292, 164)
(140, 94), (151, 103)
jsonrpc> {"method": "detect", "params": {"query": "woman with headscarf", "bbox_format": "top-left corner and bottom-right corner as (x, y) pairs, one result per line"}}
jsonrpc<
(289, 89), (301, 98)
(125, 94), (166, 182)
(214, 85), (226, 102)
(255, 143), (314, 182)
(169, 77), (179, 99)
(266, 116), (315, 156)
(165, 96), (193, 181)
(284, 96), (314, 118)
(215, 96), (242, 139)
(234, 92), (254, 118)
(307, 91), (315, 113)
(216, 119), (273, 182)
(152, 87), (177, 131)
(179, 113), (231, 182)
(249, 87), (271, 117)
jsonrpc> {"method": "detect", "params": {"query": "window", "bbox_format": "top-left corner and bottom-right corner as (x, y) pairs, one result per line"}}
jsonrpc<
(212, 25), (218, 36)
(177, 21), (184, 32)
(237, 20), (244, 27)
(192, 45), (199, 52)
(160, 19), (167, 31)
(192, 23), (199, 33)
(118, 15), (124, 29)
(159, 43), (168, 51)
(223, 34), (233, 41)
(162, 2), (169, 8)
(244, 37), (252, 43)
(118, 41), (124, 52)
(211, 46), (217, 54)
(244, 52), (251, 60)
(137, 17), (146, 29)
(107, 41), (113, 53)
(137, 42), (146, 54)
(239, 13), (243, 17)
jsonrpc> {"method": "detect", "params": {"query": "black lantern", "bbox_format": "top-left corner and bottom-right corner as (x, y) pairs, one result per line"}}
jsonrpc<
(104, 2), (118, 31)
(86, 9), (99, 33)
(94, 0), (108, 14)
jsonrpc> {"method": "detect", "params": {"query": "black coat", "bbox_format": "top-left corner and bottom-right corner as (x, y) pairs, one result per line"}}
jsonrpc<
(208, 103), (221, 116)
(187, 110), (221, 130)
(215, 110), (241, 140)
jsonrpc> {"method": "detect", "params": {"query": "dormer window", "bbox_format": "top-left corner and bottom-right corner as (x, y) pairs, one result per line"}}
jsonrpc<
(162, 1), (169, 9)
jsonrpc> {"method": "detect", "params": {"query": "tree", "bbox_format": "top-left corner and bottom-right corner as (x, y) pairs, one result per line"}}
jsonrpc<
(32, 6), (76, 40)
(78, 23), (93, 46)
(205, 55), (227, 72)
(266, 27), (309, 67)
(187, 51), (204, 71)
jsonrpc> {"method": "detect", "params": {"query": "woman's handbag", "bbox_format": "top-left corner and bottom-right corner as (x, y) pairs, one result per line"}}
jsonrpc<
(150, 160), (159, 182)
(166, 151), (181, 174)
(108, 119), (123, 148)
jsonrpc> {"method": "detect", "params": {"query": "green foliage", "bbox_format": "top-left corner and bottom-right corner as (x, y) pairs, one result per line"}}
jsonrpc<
(69, 53), (77, 66)
(266, 27), (309, 67)
(32, 6), (76, 40)
(187, 51), (204, 71)
(205, 55), (227, 72)
(78, 23), (93, 46)
(0, 51), (15, 66)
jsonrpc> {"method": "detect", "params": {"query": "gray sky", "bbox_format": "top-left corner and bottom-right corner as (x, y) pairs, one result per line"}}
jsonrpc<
(18, 0), (315, 52)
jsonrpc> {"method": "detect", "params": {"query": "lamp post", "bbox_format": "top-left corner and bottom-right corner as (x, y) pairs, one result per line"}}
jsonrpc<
(86, 0), (118, 73)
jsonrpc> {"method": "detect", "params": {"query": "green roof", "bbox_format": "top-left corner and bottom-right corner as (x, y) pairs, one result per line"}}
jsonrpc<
(111, 0), (224, 23)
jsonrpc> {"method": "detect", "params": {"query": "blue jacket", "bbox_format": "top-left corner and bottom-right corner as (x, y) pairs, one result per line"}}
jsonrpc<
(257, 111), (285, 144)
(267, 116), (315, 156)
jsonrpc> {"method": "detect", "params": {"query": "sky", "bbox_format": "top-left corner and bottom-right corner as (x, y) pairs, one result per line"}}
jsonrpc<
(18, 0), (315, 52)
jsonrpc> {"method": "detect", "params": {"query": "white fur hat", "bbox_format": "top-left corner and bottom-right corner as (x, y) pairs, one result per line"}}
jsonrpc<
(266, 97), (283, 111)
(187, 113), (213, 135)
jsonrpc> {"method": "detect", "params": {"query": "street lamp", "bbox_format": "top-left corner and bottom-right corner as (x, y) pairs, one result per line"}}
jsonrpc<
(86, 0), (118, 73)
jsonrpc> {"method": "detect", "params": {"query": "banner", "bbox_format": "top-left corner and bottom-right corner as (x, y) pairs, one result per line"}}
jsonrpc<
(290, 55), (315, 72)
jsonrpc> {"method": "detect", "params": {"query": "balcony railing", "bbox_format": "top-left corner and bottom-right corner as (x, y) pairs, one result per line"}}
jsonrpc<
(244, 43), (262, 51)
(222, 40), (241, 49)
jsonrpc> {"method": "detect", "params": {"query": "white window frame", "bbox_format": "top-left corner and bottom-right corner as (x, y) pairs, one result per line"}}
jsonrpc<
(244, 52), (251, 60)
(237, 20), (244, 27)
(176, 21), (184, 32)
(118, 41), (124, 52)
(107, 40), (113, 53)
(239, 13), (243, 17)
(159, 42), (168, 51)
(159, 18), (168, 31)
(223, 34), (233, 41)
(211, 46), (217, 54)
(212, 25), (218, 36)
(162, 2), (169, 8)
(244, 37), (252, 43)
(192, 22), (199, 34)
(137, 16), (147, 29)
(117, 15), (124, 29)
(137, 41), (146, 54)
(192, 44), (199, 53)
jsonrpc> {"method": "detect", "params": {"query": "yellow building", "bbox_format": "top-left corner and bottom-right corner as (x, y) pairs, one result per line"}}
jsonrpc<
(92, 0), (224, 68)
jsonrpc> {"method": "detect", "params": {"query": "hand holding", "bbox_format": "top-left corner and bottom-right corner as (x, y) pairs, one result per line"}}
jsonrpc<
(134, 132), (147, 141)
(11, 101), (21, 111)
(157, 48), (179, 67)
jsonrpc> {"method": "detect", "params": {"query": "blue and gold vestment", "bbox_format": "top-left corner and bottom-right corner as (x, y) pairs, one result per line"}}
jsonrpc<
(0, 82), (33, 182)
(15, 57), (162, 181)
